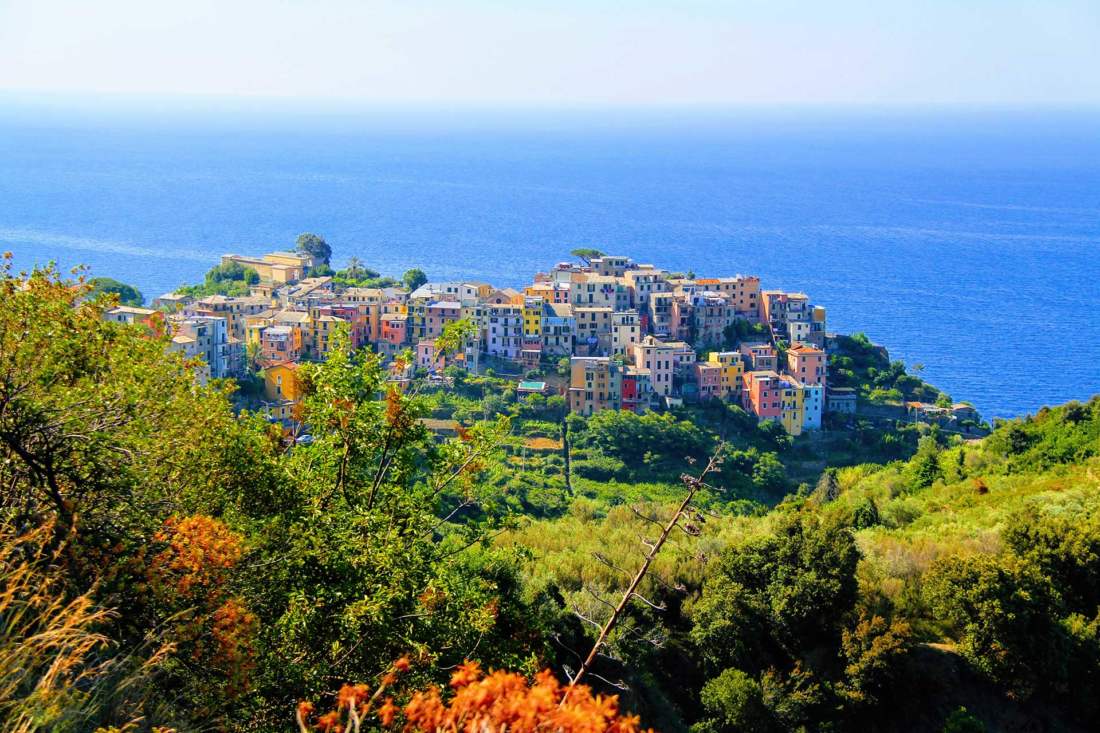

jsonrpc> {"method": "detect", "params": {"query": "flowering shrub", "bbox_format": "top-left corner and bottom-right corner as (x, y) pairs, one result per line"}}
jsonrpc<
(146, 515), (256, 695)
(297, 660), (652, 733)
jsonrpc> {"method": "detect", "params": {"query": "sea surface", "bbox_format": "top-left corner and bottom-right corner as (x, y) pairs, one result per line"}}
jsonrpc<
(2, 99), (1098, 419)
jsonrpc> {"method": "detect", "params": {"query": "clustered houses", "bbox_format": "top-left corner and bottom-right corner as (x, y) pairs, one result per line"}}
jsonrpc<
(105, 251), (831, 435)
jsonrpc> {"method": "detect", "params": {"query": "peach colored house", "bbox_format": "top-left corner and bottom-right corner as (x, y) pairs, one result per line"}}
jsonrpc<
(742, 370), (784, 420)
(380, 313), (408, 346)
(786, 343), (827, 387)
(524, 282), (570, 304)
(632, 336), (676, 397)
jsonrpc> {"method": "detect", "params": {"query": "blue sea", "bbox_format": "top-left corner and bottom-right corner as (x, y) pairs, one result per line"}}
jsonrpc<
(2, 98), (1098, 419)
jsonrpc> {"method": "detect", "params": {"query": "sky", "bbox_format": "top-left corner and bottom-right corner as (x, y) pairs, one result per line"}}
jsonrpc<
(1, 0), (1099, 106)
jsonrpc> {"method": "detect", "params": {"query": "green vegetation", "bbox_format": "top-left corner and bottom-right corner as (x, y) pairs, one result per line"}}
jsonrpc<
(4, 256), (1100, 731)
(830, 332), (946, 404)
(570, 248), (604, 266)
(295, 231), (332, 265)
(503, 396), (1100, 730)
(403, 267), (428, 291)
(177, 260), (260, 297)
(88, 276), (143, 306)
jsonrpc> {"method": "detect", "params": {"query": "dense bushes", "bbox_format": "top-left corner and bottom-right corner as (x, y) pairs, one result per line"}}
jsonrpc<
(178, 260), (260, 297)
(987, 397), (1100, 471)
(829, 332), (945, 404)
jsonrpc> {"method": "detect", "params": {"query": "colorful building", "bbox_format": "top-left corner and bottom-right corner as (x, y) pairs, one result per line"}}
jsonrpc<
(523, 297), (544, 337)
(742, 370), (784, 421)
(380, 313), (408, 347)
(632, 336), (675, 397)
(695, 362), (723, 401)
(484, 304), (523, 360)
(260, 324), (302, 364)
(541, 302), (575, 356)
(567, 356), (622, 415)
(707, 350), (745, 399)
(740, 342), (778, 372)
(786, 343), (827, 387)
(621, 365), (653, 413)
(263, 362), (303, 422)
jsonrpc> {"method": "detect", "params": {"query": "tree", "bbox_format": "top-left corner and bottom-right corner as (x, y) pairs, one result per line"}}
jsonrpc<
(814, 468), (840, 503)
(906, 436), (943, 490)
(693, 512), (861, 673)
(0, 257), (282, 726)
(88, 277), (143, 306)
(698, 668), (773, 732)
(296, 232), (332, 265)
(839, 613), (912, 708)
(345, 256), (364, 279)
(403, 268), (428, 291)
(924, 554), (1059, 698)
(179, 261), (260, 297)
(570, 248), (604, 266)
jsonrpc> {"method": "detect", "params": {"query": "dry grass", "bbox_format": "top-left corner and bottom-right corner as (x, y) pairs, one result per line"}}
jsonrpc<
(523, 437), (562, 451)
(0, 522), (115, 732)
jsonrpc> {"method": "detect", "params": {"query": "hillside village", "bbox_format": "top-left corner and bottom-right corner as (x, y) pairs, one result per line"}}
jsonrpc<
(103, 247), (979, 436)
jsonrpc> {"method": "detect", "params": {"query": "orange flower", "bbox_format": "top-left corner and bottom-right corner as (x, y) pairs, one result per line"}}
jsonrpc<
(393, 656), (411, 673)
(316, 711), (340, 732)
(378, 697), (398, 726)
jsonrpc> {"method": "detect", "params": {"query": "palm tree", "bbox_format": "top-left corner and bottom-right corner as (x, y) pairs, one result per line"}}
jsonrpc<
(245, 341), (263, 375)
(346, 256), (364, 280)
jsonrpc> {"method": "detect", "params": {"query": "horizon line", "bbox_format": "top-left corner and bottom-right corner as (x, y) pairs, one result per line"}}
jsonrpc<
(3, 89), (1100, 113)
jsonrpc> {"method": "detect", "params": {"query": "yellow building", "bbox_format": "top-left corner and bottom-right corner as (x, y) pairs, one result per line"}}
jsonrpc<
(221, 251), (315, 285)
(779, 377), (804, 436)
(244, 311), (275, 345)
(263, 362), (304, 423)
(707, 351), (745, 399)
(567, 356), (622, 415)
(523, 297), (544, 337)
(308, 314), (346, 359)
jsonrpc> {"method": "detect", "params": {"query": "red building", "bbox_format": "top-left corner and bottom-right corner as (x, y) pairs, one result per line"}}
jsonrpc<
(621, 366), (652, 413)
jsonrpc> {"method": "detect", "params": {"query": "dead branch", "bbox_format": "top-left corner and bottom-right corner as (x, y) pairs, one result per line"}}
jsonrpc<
(563, 443), (724, 701)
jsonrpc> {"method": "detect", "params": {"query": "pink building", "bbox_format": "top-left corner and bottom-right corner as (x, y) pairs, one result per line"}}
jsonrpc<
(416, 339), (445, 371)
(695, 362), (722, 401)
(425, 301), (462, 339)
(787, 343), (827, 387)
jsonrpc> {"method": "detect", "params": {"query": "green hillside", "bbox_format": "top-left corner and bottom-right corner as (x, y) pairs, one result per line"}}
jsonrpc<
(2, 260), (1098, 732)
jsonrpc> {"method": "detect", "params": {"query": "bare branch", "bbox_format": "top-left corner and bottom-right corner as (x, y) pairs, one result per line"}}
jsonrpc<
(570, 606), (605, 631)
(584, 586), (618, 613)
(592, 552), (632, 578)
(587, 672), (629, 691)
(629, 591), (667, 612)
(629, 504), (665, 528)
(562, 442), (724, 703)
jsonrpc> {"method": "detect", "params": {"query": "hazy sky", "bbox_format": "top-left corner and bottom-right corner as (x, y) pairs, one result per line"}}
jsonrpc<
(1, 0), (1098, 105)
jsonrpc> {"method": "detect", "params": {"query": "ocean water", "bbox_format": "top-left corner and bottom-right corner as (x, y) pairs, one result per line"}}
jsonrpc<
(2, 100), (1098, 419)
